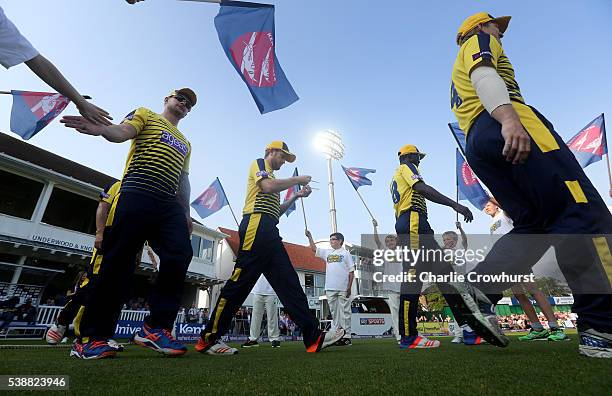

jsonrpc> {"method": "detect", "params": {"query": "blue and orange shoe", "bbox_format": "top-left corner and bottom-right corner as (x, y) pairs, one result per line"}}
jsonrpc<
(133, 323), (187, 356)
(463, 329), (486, 345)
(399, 335), (440, 349)
(70, 339), (117, 359)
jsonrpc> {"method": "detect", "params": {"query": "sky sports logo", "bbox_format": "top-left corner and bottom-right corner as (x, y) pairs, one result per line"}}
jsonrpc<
(360, 318), (385, 325)
(160, 130), (188, 157)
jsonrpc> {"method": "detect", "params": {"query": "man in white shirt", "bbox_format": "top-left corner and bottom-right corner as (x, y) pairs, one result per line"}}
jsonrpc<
(242, 274), (281, 348)
(306, 230), (355, 346)
(484, 198), (568, 341)
(373, 220), (401, 343)
(0, 6), (110, 125)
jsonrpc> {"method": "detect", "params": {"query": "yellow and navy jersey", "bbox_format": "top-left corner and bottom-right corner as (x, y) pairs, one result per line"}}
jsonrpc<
(99, 181), (120, 204)
(390, 163), (427, 218)
(120, 107), (191, 198)
(242, 159), (281, 219)
(450, 32), (524, 134)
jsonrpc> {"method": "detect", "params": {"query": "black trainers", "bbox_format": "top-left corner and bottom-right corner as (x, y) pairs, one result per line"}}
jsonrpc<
(271, 340), (281, 348)
(334, 338), (352, 346)
(241, 339), (259, 348)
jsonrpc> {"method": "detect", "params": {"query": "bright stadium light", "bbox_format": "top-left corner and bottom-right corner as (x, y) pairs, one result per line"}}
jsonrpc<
(314, 130), (345, 233)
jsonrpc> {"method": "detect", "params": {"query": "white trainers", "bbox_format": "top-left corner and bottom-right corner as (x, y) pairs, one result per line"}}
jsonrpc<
(579, 327), (612, 358)
(204, 340), (238, 356)
(107, 339), (124, 352)
(451, 336), (463, 344)
(45, 324), (66, 345)
(321, 328), (346, 350)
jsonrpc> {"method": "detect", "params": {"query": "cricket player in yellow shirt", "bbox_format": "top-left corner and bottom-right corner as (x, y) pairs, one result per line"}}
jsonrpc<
(451, 12), (612, 358)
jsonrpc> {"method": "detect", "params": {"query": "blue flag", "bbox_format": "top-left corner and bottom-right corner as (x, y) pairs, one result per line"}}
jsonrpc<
(10, 90), (70, 140)
(191, 178), (229, 219)
(215, 1), (298, 114)
(341, 165), (376, 190)
(283, 168), (300, 217)
(566, 114), (607, 168)
(448, 122), (466, 154)
(456, 149), (489, 210)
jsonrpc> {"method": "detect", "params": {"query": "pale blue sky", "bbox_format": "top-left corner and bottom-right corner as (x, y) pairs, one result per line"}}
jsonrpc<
(1, 0), (611, 245)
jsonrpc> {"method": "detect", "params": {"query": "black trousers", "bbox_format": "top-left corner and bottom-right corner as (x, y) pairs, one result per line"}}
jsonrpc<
(75, 191), (192, 339)
(466, 105), (612, 332)
(395, 210), (468, 337)
(201, 214), (322, 348)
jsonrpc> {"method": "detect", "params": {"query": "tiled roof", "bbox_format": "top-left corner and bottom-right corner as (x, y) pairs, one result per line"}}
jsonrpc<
(218, 227), (325, 273)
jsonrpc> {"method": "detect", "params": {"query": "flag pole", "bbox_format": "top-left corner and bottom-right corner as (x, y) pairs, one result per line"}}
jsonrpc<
(300, 197), (308, 231)
(0, 91), (92, 99)
(354, 188), (375, 221)
(602, 113), (612, 191)
(216, 177), (240, 227)
(455, 170), (459, 223)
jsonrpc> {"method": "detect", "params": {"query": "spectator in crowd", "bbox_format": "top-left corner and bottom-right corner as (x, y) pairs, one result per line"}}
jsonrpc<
(198, 308), (209, 325)
(187, 304), (199, 323)
(0, 296), (20, 334)
(17, 298), (37, 324)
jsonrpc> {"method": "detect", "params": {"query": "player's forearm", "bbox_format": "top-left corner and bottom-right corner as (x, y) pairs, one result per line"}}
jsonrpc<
(260, 177), (300, 194)
(490, 103), (523, 128)
(414, 183), (458, 209)
(176, 172), (191, 215)
(279, 195), (298, 215)
(25, 54), (87, 108)
(347, 272), (354, 289)
(96, 124), (135, 143)
(95, 203), (110, 234)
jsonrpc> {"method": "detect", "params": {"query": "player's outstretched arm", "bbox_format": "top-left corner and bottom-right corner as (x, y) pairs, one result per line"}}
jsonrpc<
(413, 181), (473, 222)
(60, 116), (136, 143)
(259, 175), (311, 194)
(25, 54), (112, 125)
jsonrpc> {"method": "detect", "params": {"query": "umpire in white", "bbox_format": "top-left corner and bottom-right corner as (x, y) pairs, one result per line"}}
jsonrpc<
(242, 274), (281, 348)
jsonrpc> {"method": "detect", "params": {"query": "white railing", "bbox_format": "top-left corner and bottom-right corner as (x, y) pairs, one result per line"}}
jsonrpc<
(35, 305), (186, 326)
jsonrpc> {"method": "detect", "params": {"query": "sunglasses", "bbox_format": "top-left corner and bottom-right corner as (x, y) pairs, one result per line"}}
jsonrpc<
(172, 94), (193, 110)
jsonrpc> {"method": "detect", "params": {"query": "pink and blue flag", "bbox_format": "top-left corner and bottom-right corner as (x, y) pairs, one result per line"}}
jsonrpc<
(191, 178), (229, 219)
(215, 1), (298, 114)
(566, 114), (607, 168)
(342, 165), (376, 190)
(456, 149), (489, 210)
(10, 90), (70, 140)
(283, 168), (300, 217)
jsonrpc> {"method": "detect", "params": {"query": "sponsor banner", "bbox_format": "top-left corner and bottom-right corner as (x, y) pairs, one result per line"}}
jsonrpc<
(175, 322), (206, 343)
(114, 320), (144, 338)
(359, 317), (386, 326)
(113, 321), (205, 341)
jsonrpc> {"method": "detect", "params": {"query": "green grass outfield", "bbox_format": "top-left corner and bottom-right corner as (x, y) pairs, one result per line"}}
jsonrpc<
(0, 333), (609, 395)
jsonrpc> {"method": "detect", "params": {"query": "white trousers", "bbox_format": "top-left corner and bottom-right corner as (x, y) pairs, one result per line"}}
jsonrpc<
(249, 294), (280, 342)
(326, 290), (351, 338)
(385, 290), (401, 341)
